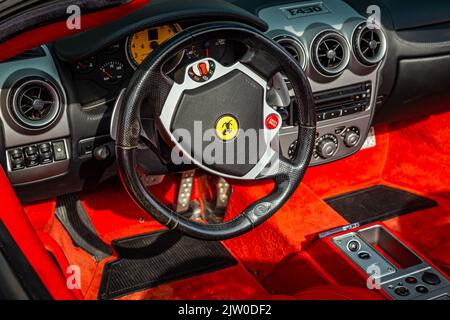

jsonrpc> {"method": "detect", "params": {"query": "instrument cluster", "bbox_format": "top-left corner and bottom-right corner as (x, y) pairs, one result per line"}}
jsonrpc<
(70, 23), (243, 107)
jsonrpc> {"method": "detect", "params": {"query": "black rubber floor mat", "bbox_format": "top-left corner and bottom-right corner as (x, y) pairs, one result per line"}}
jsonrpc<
(98, 231), (237, 300)
(325, 185), (438, 225)
(55, 194), (112, 261)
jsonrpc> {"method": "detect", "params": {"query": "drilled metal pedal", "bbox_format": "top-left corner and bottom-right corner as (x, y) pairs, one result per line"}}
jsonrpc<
(176, 170), (195, 214)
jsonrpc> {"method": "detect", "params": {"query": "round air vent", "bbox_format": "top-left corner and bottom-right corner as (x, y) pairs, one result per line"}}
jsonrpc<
(353, 23), (387, 66)
(10, 79), (61, 129)
(274, 35), (307, 70)
(312, 31), (350, 76)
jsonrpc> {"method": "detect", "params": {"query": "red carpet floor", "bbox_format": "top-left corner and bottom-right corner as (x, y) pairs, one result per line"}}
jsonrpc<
(22, 110), (450, 299)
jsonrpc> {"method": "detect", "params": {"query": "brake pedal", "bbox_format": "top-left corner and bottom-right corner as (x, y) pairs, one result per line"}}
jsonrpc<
(216, 177), (231, 211)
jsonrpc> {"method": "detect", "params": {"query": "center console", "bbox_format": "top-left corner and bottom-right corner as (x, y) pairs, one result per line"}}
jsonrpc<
(308, 223), (450, 300)
(333, 225), (450, 300)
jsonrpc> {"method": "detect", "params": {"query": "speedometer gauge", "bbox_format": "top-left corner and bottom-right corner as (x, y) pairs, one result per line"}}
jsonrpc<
(99, 61), (125, 85)
(126, 24), (183, 71)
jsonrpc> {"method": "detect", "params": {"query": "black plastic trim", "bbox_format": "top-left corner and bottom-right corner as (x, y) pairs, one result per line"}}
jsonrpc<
(13, 47), (119, 204)
(53, 0), (269, 62)
(0, 250), (28, 300)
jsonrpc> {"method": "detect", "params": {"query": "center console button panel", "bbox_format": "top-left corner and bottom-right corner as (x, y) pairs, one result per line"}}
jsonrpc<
(332, 225), (450, 300)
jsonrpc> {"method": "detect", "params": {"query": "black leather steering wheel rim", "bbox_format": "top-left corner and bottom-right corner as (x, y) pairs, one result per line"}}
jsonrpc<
(116, 22), (316, 241)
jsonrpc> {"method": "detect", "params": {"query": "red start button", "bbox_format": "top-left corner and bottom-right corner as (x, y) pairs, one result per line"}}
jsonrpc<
(265, 114), (280, 130)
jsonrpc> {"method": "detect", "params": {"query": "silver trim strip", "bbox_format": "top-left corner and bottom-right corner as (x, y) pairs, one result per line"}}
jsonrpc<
(110, 88), (127, 141)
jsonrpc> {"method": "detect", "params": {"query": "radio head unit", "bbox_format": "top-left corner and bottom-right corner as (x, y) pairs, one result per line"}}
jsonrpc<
(314, 81), (372, 122)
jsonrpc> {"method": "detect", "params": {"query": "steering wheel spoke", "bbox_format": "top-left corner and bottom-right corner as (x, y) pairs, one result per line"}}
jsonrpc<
(240, 44), (283, 80)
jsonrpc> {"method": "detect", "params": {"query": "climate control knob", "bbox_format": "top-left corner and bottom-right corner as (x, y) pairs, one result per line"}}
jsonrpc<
(344, 129), (360, 148)
(317, 137), (338, 159)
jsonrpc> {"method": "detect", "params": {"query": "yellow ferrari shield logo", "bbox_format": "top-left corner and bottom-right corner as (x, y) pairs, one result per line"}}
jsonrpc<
(216, 115), (239, 141)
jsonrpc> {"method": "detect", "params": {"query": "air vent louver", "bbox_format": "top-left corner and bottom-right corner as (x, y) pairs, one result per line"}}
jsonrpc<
(312, 31), (350, 76)
(354, 24), (387, 66)
(10, 79), (60, 129)
(274, 35), (307, 70)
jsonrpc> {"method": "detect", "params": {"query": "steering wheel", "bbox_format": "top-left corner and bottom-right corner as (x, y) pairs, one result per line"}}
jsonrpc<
(115, 22), (316, 241)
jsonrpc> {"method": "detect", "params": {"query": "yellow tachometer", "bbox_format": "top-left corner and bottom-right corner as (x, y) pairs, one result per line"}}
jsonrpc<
(127, 24), (182, 69)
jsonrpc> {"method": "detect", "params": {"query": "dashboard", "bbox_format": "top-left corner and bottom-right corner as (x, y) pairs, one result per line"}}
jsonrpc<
(0, 0), (449, 203)
(69, 23), (246, 107)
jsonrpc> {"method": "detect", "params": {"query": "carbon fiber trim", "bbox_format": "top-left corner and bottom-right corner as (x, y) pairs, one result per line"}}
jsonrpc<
(55, 194), (112, 261)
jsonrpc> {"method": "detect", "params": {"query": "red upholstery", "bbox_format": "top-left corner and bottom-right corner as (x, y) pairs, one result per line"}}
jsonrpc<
(0, 168), (76, 299)
(263, 252), (338, 295)
(295, 286), (384, 300)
